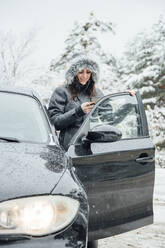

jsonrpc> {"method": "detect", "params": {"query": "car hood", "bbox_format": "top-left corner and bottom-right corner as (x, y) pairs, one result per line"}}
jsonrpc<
(0, 142), (67, 202)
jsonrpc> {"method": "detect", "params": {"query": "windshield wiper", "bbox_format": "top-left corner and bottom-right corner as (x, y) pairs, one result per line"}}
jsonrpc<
(0, 136), (20, 143)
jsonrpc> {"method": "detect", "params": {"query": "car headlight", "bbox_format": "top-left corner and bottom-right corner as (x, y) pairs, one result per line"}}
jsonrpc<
(0, 196), (79, 236)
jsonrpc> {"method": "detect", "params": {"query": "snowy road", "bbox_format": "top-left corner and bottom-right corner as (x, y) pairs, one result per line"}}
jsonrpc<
(99, 168), (165, 248)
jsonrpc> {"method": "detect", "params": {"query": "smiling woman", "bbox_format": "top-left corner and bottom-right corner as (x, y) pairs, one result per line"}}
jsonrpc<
(48, 55), (104, 151)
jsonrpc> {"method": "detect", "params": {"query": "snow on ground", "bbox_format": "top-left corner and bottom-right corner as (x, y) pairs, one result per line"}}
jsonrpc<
(99, 168), (165, 248)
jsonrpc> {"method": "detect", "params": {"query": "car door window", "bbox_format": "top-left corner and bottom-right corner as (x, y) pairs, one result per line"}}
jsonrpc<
(89, 94), (142, 139)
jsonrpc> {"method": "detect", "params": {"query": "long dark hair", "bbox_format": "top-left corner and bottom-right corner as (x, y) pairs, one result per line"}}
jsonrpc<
(68, 75), (96, 100)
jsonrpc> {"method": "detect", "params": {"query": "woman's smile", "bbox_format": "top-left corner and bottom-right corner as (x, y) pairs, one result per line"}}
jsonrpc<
(77, 69), (91, 85)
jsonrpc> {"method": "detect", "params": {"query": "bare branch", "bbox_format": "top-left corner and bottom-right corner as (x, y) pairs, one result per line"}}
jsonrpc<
(0, 29), (37, 83)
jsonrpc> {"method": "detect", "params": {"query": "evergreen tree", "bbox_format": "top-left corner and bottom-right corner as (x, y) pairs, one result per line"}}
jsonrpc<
(49, 13), (120, 93)
(120, 17), (165, 108)
(119, 17), (165, 165)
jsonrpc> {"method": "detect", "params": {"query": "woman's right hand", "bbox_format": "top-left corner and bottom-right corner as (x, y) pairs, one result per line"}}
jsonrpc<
(81, 102), (95, 114)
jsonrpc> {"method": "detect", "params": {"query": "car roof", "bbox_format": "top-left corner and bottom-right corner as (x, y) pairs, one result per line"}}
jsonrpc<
(0, 86), (42, 102)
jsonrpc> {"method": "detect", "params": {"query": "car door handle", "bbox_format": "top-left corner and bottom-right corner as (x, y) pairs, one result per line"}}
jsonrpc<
(135, 156), (155, 163)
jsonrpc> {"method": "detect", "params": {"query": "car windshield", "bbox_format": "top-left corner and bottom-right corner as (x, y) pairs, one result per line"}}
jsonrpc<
(0, 92), (49, 143)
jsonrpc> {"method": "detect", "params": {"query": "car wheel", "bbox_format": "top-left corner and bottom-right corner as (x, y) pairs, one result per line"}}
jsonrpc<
(87, 240), (98, 248)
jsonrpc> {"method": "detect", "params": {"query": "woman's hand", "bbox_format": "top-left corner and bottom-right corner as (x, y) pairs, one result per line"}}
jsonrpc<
(128, 90), (135, 96)
(81, 102), (95, 114)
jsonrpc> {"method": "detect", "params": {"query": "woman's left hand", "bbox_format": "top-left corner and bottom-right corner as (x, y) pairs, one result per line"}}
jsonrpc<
(81, 102), (95, 114)
(128, 90), (135, 96)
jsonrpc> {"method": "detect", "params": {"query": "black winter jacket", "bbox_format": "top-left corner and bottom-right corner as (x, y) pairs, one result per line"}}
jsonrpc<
(48, 84), (103, 151)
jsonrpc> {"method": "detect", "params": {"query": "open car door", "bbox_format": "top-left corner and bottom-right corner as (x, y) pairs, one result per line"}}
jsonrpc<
(67, 92), (155, 241)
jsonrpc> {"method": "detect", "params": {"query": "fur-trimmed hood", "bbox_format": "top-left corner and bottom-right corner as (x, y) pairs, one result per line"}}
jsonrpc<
(65, 55), (100, 85)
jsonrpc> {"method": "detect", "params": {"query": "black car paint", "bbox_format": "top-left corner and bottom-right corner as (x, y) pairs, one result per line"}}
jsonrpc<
(0, 143), (66, 200)
(0, 88), (155, 248)
(0, 88), (88, 247)
(68, 138), (155, 240)
(0, 142), (88, 247)
(68, 92), (155, 241)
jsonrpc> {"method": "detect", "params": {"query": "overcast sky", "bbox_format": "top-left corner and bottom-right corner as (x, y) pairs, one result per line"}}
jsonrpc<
(0, 0), (165, 67)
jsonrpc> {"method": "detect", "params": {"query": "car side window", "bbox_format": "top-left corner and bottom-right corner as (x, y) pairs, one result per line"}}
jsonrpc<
(90, 94), (142, 139)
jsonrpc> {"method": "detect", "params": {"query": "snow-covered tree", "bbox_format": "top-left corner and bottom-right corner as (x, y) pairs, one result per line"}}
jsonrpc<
(0, 29), (38, 86)
(119, 17), (165, 166)
(120, 17), (165, 107)
(50, 12), (120, 93)
(50, 13), (114, 69)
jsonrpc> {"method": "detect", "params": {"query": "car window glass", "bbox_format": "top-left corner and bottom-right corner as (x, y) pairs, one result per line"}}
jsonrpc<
(0, 92), (49, 143)
(90, 94), (142, 139)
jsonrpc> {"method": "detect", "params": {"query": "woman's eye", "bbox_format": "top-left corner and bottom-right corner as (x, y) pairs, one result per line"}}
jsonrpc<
(78, 70), (91, 74)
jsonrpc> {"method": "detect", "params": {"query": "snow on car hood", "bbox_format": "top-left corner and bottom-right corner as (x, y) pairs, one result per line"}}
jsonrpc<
(0, 142), (66, 202)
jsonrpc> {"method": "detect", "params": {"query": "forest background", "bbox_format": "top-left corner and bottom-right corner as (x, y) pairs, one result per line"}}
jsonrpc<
(0, 1), (164, 167)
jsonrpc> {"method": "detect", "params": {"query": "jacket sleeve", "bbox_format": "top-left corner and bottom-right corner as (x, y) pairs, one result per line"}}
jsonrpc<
(48, 86), (85, 130)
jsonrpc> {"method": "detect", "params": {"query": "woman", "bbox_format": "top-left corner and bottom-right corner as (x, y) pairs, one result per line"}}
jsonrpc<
(48, 55), (103, 151)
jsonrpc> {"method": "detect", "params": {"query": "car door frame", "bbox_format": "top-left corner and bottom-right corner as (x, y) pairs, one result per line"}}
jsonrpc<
(69, 91), (149, 145)
(67, 91), (155, 241)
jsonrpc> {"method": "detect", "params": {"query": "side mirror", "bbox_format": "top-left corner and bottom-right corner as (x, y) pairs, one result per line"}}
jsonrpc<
(84, 124), (122, 143)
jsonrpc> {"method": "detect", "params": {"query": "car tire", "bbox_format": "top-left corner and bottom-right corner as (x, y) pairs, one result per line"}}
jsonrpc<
(87, 240), (98, 248)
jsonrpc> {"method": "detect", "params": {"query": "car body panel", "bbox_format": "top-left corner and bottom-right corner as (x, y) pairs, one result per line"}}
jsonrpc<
(69, 138), (155, 240)
(0, 143), (66, 201)
(0, 88), (88, 247)
(68, 92), (155, 241)
(0, 166), (88, 248)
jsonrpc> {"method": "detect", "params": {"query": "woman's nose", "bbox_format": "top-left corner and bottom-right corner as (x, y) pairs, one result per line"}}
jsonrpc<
(82, 73), (88, 79)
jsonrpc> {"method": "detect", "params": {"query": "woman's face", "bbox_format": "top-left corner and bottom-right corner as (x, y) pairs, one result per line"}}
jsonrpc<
(77, 69), (91, 85)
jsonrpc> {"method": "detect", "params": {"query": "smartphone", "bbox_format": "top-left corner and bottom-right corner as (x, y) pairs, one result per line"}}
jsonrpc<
(88, 102), (95, 106)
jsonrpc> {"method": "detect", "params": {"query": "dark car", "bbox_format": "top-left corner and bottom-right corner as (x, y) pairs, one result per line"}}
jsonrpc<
(0, 87), (155, 248)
